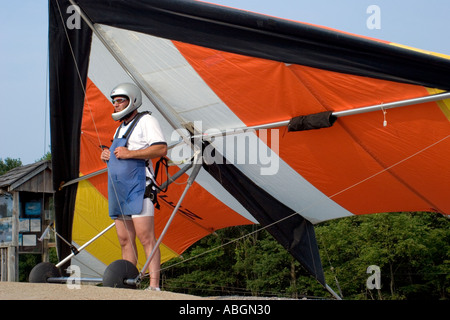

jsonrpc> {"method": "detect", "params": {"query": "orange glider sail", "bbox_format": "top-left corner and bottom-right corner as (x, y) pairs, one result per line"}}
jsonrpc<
(49, 0), (450, 288)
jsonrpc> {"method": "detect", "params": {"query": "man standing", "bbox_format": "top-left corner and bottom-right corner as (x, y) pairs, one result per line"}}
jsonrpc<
(101, 83), (167, 290)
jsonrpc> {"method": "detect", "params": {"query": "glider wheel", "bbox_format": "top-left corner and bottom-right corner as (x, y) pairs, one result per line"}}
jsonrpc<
(29, 262), (61, 283)
(103, 259), (139, 289)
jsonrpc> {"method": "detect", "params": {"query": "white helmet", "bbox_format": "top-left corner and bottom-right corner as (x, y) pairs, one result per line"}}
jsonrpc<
(110, 83), (142, 121)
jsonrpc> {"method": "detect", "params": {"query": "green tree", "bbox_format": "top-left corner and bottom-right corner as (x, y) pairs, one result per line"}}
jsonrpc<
(234, 228), (292, 296)
(161, 226), (327, 298)
(0, 157), (22, 175)
(161, 226), (246, 296)
(317, 212), (449, 300)
(37, 151), (52, 162)
(160, 212), (448, 300)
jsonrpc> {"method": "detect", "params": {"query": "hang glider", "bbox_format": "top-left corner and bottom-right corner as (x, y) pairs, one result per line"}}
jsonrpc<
(43, 0), (450, 297)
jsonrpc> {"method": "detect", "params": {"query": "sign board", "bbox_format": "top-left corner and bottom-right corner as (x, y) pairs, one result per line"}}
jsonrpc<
(0, 194), (13, 247)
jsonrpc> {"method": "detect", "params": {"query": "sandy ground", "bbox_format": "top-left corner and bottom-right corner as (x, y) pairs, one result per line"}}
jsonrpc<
(0, 281), (208, 300)
(0, 282), (308, 319)
(0, 282), (300, 301)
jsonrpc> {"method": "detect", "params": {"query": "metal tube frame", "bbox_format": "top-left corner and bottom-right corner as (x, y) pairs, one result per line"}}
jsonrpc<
(325, 284), (342, 300)
(47, 277), (103, 284)
(55, 222), (116, 268)
(333, 91), (450, 117)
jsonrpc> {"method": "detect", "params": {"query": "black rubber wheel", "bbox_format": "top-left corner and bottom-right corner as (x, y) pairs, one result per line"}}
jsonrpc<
(29, 262), (61, 283)
(103, 259), (139, 289)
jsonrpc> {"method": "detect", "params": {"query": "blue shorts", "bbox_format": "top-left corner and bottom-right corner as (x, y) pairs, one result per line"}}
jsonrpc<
(115, 198), (154, 220)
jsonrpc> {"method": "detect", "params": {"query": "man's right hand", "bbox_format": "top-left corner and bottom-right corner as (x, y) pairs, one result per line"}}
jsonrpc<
(101, 148), (111, 162)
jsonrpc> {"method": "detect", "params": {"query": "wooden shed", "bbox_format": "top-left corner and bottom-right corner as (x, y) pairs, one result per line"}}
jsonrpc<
(0, 160), (54, 281)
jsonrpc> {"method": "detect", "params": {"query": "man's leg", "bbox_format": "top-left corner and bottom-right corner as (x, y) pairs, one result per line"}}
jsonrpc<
(115, 218), (138, 265)
(134, 215), (161, 288)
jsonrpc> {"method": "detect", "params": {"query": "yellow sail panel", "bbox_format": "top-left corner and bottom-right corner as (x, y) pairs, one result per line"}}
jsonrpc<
(426, 88), (450, 121)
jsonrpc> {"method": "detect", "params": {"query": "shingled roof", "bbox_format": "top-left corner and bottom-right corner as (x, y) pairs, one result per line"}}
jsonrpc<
(0, 160), (53, 193)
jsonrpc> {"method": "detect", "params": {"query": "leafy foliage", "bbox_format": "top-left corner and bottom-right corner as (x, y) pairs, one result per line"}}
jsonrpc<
(161, 212), (449, 300)
(0, 152), (50, 176)
(0, 157), (22, 175)
(318, 212), (449, 299)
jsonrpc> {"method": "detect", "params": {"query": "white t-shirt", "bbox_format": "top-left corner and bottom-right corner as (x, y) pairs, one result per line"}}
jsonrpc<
(114, 113), (166, 180)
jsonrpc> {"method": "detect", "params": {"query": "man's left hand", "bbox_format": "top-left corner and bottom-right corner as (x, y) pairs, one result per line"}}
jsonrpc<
(114, 146), (132, 159)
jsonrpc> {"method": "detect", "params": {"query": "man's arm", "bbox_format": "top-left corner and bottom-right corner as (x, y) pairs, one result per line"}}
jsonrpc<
(113, 143), (167, 160)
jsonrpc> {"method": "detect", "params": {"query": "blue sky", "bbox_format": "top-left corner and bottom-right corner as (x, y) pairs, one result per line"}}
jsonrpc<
(1, 0), (449, 165)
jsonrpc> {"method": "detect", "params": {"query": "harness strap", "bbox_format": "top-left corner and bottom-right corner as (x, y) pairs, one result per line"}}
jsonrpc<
(144, 157), (169, 210)
(144, 181), (160, 210)
(114, 111), (150, 141)
(154, 157), (169, 192)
